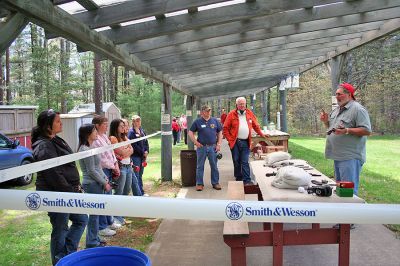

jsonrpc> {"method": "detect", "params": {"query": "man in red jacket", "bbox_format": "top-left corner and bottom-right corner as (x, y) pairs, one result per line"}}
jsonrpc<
(223, 97), (270, 185)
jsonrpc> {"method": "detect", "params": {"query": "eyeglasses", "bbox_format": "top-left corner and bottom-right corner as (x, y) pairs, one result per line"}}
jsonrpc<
(335, 93), (346, 96)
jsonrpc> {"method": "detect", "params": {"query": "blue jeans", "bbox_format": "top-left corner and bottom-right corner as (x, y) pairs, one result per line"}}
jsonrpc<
(131, 170), (142, 196)
(196, 145), (219, 185)
(114, 164), (133, 223)
(231, 139), (251, 184)
(48, 212), (88, 265)
(334, 159), (363, 195)
(99, 168), (114, 230)
(132, 156), (145, 194)
(82, 182), (104, 248)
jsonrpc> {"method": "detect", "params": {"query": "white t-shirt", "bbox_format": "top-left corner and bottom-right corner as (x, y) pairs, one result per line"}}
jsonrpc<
(238, 111), (249, 139)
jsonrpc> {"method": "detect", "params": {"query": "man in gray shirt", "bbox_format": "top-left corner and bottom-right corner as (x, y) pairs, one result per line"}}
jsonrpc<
(320, 83), (371, 195)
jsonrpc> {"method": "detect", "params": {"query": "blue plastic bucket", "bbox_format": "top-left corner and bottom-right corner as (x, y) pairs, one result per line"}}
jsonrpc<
(56, 246), (151, 266)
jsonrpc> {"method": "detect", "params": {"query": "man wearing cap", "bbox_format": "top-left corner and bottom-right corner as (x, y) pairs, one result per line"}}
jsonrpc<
(320, 83), (371, 195)
(188, 105), (223, 191)
(223, 97), (269, 186)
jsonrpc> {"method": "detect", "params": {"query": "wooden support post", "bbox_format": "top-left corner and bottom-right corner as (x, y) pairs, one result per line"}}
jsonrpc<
(186, 95), (194, 150)
(261, 90), (268, 127)
(94, 53), (103, 115)
(329, 53), (347, 110)
(338, 224), (351, 266)
(231, 247), (247, 266)
(161, 83), (172, 182)
(251, 93), (256, 114)
(273, 223), (284, 266)
(279, 86), (287, 133)
(196, 98), (201, 118)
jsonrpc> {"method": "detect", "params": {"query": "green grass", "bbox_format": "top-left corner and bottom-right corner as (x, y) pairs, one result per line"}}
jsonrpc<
(144, 136), (188, 184)
(0, 134), (186, 266)
(290, 135), (400, 233)
(0, 210), (51, 266)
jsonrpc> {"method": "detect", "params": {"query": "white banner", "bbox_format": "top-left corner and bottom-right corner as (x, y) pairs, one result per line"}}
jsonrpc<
(0, 132), (161, 183)
(1, 189), (399, 224)
(161, 131), (173, 136)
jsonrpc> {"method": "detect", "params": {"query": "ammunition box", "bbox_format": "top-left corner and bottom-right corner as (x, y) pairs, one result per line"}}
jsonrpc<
(336, 187), (354, 197)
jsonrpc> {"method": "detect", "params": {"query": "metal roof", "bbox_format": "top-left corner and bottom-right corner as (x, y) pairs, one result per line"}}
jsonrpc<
(1, 0), (399, 100)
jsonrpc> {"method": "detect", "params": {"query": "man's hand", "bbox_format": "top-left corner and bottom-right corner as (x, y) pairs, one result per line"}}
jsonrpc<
(215, 144), (221, 152)
(320, 109), (329, 123)
(334, 127), (347, 135)
(195, 142), (203, 148)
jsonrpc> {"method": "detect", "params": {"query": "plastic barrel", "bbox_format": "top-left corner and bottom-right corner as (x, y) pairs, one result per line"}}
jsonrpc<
(56, 247), (151, 266)
(180, 150), (197, 187)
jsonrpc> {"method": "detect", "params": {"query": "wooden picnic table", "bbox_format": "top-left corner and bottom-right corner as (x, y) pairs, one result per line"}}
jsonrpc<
(251, 130), (290, 151)
(223, 160), (364, 266)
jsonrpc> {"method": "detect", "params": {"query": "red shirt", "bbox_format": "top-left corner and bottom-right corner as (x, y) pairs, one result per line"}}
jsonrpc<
(223, 109), (264, 149)
(221, 113), (227, 125)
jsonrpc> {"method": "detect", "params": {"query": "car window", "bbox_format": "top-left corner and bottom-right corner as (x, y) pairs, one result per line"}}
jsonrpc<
(0, 134), (10, 148)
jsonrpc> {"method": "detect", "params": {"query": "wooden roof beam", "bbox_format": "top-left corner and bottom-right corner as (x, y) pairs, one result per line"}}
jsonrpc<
(149, 37), (360, 69)
(125, 3), (400, 52)
(0, 12), (28, 54)
(134, 22), (382, 61)
(299, 18), (400, 73)
(3, 0), (187, 94)
(100, 0), (346, 44)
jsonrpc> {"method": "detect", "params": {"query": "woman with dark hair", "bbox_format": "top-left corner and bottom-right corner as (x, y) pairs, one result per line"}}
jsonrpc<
(91, 115), (121, 236)
(78, 124), (112, 248)
(109, 119), (137, 225)
(32, 109), (88, 265)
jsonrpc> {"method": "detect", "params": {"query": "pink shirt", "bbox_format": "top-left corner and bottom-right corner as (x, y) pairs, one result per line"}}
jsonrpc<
(91, 133), (118, 170)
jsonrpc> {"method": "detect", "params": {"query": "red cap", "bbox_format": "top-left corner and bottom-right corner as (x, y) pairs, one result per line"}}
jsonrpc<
(339, 83), (356, 100)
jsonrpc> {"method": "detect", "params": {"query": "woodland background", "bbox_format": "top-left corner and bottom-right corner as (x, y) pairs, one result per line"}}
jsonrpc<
(0, 24), (399, 135)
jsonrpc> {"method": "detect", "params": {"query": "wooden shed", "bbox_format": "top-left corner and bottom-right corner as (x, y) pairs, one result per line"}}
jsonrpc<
(59, 113), (94, 152)
(68, 102), (121, 122)
(59, 102), (121, 151)
(0, 105), (38, 148)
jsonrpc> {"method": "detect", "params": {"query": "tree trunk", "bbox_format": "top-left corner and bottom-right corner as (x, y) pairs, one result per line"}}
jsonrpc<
(31, 24), (41, 97)
(0, 55), (3, 105)
(108, 62), (114, 102)
(94, 53), (102, 114)
(60, 39), (70, 113)
(6, 48), (11, 104)
(114, 64), (118, 100)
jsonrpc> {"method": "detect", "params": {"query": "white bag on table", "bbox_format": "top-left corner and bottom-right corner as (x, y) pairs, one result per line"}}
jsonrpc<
(264, 151), (291, 166)
(271, 166), (311, 189)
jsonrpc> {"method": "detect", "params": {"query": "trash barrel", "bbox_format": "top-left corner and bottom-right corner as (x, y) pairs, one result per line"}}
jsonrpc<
(180, 150), (197, 187)
(56, 247), (151, 266)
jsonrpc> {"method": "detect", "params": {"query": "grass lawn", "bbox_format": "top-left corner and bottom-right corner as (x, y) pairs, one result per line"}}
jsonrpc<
(289, 135), (400, 233)
(0, 135), (186, 266)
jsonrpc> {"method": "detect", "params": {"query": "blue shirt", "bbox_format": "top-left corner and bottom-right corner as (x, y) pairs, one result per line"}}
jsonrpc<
(190, 117), (222, 145)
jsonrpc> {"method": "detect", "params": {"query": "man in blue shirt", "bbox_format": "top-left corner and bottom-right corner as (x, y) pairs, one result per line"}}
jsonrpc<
(188, 105), (223, 191)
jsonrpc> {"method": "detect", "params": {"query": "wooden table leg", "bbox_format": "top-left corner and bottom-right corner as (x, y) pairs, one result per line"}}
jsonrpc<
(338, 224), (350, 266)
(231, 247), (246, 266)
(273, 223), (284, 266)
(312, 223), (320, 229)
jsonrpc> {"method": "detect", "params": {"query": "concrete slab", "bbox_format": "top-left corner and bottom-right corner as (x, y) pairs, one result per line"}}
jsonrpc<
(147, 140), (400, 266)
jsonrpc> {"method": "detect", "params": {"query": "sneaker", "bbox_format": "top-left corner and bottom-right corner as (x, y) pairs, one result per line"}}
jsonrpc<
(99, 228), (116, 237)
(212, 184), (222, 190)
(108, 222), (122, 230)
(143, 193), (150, 197)
(86, 242), (106, 249)
(114, 219), (126, 226)
(196, 185), (204, 191)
